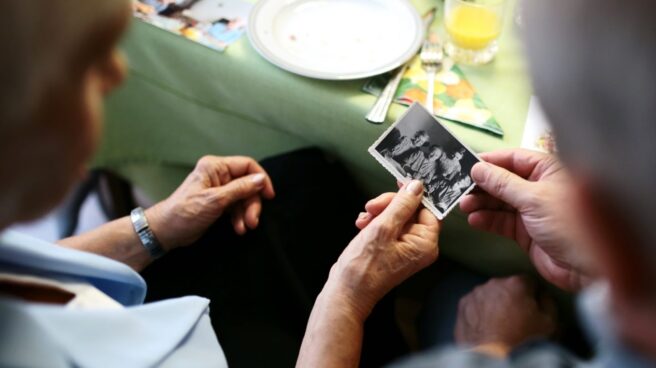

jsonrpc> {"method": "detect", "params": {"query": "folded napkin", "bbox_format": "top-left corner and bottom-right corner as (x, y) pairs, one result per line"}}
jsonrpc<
(363, 56), (504, 136)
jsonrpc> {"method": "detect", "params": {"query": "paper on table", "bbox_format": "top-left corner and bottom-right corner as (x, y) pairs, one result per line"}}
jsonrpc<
(133, 0), (251, 52)
(521, 96), (557, 153)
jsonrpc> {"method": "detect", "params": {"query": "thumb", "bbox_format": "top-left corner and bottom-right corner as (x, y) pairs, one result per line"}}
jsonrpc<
(214, 173), (267, 208)
(375, 180), (424, 233)
(471, 162), (532, 210)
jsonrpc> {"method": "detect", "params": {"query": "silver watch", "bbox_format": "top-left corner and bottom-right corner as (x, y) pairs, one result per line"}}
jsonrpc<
(130, 207), (165, 259)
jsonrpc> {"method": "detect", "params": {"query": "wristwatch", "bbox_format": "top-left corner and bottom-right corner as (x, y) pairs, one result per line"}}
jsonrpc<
(130, 207), (165, 259)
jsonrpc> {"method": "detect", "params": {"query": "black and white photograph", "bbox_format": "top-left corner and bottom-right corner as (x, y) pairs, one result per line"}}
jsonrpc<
(369, 103), (480, 219)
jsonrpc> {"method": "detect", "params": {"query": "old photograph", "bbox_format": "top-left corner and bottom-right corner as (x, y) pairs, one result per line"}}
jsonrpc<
(369, 103), (479, 219)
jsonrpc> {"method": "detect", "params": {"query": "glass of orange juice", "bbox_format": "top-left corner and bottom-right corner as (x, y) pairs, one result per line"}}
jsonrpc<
(444, 0), (507, 65)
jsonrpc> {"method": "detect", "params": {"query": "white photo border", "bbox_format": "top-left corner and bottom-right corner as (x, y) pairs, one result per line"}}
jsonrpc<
(368, 102), (481, 220)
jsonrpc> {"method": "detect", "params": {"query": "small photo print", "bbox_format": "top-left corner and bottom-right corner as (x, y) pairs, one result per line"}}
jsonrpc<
(133, 0), (252, 52)
(369, 103), (480, 220)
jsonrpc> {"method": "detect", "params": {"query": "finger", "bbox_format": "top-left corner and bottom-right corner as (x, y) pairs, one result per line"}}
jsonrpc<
(231, 204), (247, 235)
(478, 149), (552, 179)
(460, 192), (514, 213)
(468, 210), (532, 252)
(195, 155), (232, 186)
(504, 275), (537, 296)
(355, 212), (373, 230)
(364, 192), (396, 216)
(222, 156), (275, 199)
(467, 210), (517, 239)
(243, 196), (262, 230)
(213, 173), (267, 209)
(403, 215), (440, 253)
(416, 208), (441, 232)
(372, 180), (424, 235)
(358, 192), (401, 229)
(470, 162), (533, 210)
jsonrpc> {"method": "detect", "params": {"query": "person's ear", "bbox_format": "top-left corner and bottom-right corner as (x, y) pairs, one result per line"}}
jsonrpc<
(99, 50), (127, 95)
(572, 175), (652, 298)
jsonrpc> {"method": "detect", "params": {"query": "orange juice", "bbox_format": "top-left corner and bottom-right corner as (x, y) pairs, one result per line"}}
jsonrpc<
(446, 6), (501, 50)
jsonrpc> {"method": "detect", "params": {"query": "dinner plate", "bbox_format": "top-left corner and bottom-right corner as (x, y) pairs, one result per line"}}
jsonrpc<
(248, 0), (424, 80)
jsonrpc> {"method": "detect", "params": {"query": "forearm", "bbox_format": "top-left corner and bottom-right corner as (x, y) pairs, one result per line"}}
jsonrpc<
(57, 207), (162, 271)
(297, 282), (370, 368)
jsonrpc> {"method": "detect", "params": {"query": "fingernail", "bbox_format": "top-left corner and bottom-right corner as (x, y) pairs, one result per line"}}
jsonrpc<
(251, 173), (266, 186)
(358, 212), (371, 221)
(406, 180), (423, 195)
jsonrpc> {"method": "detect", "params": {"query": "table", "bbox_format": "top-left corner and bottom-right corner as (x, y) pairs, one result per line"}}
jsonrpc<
(97, 0), (534, 275)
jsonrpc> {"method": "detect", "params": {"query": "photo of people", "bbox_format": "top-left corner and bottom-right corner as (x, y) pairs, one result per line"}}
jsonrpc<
(132, 0), (251, 51)
(370, 103), (479, 218)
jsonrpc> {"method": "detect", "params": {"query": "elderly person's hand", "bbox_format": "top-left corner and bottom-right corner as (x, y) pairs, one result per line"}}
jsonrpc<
(455, 275), (557, 358)
(460, 149), (592, 292)
(332, 180), (440, 317)
(297, 181), (439, 368)
(146, 155), (275, 251)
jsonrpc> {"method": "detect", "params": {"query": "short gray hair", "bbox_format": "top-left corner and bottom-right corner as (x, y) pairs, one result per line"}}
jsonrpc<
(525, 0), (656, 260)
(0, 0), (129, 135)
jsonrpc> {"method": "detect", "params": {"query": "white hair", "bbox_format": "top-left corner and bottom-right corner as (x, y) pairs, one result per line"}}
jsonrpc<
(0, 0), (130, 227)
(0, 0), (129, 134)
(525, 0), (656, 261)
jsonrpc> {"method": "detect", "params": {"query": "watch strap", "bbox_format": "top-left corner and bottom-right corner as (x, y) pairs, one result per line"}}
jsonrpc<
(130, 207), (165, 259)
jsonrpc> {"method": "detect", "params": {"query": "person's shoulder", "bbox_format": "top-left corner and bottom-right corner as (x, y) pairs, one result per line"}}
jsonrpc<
(0, 299), (69, 367)
(0, 231), (146, 306)
(0, 295), (226, 368)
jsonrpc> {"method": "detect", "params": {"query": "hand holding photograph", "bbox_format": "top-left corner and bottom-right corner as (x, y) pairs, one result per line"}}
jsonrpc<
(369, 103), (480, 219)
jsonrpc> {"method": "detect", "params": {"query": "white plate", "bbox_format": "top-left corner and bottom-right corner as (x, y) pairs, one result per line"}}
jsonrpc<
(248, 0), (424, 80)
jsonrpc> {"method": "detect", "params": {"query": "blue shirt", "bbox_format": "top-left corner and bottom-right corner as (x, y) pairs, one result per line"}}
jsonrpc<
(0, 231), (228, 367)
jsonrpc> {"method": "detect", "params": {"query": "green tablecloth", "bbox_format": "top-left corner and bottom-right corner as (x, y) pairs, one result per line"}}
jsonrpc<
(97, 0), (534, 275)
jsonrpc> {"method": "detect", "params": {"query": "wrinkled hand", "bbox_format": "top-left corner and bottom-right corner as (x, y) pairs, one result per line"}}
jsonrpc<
(328, 181), (441, 319)
(455, 276), (556, 357)
(146, 156), (275, 251)
(460, 149), (590, 291)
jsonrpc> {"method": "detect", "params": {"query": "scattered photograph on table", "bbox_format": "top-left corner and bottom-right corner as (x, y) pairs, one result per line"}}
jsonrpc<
(132, 0), (252, 51)
(369, 103), (480, 220)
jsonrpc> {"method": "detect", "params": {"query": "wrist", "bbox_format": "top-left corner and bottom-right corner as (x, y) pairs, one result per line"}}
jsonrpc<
(130, 206), (166, 259)
(143, 203), (177, 252)
(322, 267), (377, 323)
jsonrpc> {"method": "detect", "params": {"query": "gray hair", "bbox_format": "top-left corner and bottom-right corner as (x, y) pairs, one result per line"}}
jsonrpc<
(0, 0), (129, 135)
(524, 0), (656, 261)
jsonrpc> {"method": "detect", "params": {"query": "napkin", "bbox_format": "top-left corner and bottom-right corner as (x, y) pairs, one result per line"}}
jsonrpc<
(363, 56), (504, 136)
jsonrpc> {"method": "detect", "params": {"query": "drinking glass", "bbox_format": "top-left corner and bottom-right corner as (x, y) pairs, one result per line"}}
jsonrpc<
(444, 0), (507, 65)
